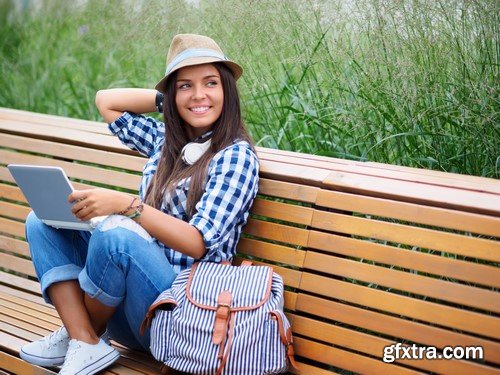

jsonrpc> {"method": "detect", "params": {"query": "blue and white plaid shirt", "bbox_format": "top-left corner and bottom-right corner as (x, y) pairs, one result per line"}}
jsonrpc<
(109, 112), (259, 273)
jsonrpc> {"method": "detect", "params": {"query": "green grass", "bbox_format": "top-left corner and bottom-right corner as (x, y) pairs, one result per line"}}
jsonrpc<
(0, 0), (498, 177)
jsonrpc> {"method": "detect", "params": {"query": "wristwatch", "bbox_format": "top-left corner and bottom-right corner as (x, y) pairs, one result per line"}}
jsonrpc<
(155, 91), (164, 113)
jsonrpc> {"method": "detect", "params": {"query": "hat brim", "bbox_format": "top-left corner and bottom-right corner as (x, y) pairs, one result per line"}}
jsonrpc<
(155, 57), (242, 94)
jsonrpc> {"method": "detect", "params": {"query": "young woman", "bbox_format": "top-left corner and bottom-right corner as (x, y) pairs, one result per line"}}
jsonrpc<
(20, 34), (259, 374)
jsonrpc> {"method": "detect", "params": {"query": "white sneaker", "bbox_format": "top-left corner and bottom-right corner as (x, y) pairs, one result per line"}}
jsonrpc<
(59, 339), (119, 375)
(20, 327), (111, 367)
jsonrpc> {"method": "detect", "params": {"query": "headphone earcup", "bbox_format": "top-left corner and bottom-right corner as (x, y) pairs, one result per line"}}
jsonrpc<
(181, 139), (211, 165)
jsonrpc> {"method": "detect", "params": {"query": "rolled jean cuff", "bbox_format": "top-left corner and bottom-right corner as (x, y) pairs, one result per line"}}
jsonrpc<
(40, 264), (83, 305)
(78, 267), (123, 307)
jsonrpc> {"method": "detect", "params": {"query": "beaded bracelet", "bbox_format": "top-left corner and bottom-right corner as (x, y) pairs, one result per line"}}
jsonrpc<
(117, 197), (137, 216)
(126, 202), (144, 220)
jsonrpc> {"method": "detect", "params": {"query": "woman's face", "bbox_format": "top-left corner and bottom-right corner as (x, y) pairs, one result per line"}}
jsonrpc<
(175, 63), (224, 139)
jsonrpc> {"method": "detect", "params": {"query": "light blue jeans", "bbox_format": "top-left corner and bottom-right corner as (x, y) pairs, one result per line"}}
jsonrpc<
(25, 211), (177, 351)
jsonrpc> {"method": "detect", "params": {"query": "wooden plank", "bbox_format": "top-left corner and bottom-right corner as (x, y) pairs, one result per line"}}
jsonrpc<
(0, 253), (36, 277)
(0, 133), (145, 172)
(0, 285), (45, 306)
(1, 300), (60, 326)
(0, 292), (58, 318)
(259, 160), (330, 187)
(250, 198), (314, 226)
(0, 201), (30, 221)
(0, 218), (25, 239)
(295, 363), (338, 374)
(304, 252), (500, 313)
(0, 107), (107, 134)
(242, 219), (309, 247)
(316, 189), (500, 237)
(0, 119), (133, 155)
(0, 235), (30, 258)
(323, 171), (500, 216)
(257, 146), (500, 187)
(0, 183), (25, 202)
(0, 306), (59, 333)
(290, 314), (493, 375)
(1, 321), (41, 342)
(258, 178), (319, 203)
(0, 351), (56, 375)
(299, 273), (500, 338)
(308, 231), (500, 288)
(293, 337), (423, 375)
(1, 314), (54, 336)
(311, 210), (500, 262)
(295, 293), (500, 365)
(0, 272), (41, 295)
(0, 149), (141, 191)
(237, 238), (306, 267)
(258, 149), (500, 194)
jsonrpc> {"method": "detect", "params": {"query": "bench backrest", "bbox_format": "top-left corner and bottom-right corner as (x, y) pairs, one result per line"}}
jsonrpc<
(1, 108), (499, 374)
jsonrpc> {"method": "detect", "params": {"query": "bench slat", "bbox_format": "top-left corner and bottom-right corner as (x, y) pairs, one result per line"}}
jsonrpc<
(0, 201), (30, 221)
(0, 253), (36, 278)
(296, 293), (500, 365)
(0, 271), (40, 295)
(257, 146), (500, 188)
(299, 273), (500, 338)
(0, 119), (132, 155)
(0, 133), (145, 172)
(293, 337), (423, 375)
(304, 251), (500, 313)
(324, 171), (500, 216)
(311, 210), (500, 262)
(0, 351), (55, 375)
(237, 238), (306, 267)
(0, 149), (141, 191)
(258, 178), (319, 203)
(291, 315), (493, 374)
(250, 198), (314, 226)
(259, 150), (500, 194)
(308, 231), (500, 288)
(0, 235), (30, 258)
(243, 219), (309, 247)
(316, 189), (500, 237)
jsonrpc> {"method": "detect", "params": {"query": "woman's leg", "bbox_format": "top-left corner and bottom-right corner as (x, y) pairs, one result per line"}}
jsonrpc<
(21, 211), (95, 366)
(79, 215), (177, 351)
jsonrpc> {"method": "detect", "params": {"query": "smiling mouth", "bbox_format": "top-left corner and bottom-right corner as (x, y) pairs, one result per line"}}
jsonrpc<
(189, 106), (211, 114)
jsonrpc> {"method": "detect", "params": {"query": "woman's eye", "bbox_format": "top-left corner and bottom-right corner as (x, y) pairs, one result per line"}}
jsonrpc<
(178, 83), (190, 90)
(207, 81), (217, 87)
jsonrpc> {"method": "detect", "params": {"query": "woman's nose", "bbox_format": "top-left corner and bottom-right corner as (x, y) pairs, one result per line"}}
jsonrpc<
(192, 85), (206, 100)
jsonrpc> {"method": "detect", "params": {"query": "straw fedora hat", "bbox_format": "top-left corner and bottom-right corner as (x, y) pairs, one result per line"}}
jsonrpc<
(155, 34), (243, 94)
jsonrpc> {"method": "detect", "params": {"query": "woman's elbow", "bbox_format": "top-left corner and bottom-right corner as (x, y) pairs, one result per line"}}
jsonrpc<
(95, 90), (108, 115)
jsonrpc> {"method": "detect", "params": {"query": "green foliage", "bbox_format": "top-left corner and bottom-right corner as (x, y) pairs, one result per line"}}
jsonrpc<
(0, 0), (498, 177)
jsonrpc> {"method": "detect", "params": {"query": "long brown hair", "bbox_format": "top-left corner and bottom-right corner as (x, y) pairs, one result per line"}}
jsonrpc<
(144, 63), (254, 217)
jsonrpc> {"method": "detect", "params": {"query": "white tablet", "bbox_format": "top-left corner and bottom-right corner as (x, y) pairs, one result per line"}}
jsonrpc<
(8, 164), (104, 231)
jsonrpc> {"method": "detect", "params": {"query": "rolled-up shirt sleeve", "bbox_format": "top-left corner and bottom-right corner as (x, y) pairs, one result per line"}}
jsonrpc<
(189, 142), (259, 260)
(108, 111), (164, 157)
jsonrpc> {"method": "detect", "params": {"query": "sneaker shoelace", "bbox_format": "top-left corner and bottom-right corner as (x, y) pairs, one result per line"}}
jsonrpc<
(60, 340), (82, 372)
(43, 327), (67, 349)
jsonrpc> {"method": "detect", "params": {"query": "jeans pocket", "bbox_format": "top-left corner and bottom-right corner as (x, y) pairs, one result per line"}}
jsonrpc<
(150, 306), (175, 362)
(261, 311), (288, 374)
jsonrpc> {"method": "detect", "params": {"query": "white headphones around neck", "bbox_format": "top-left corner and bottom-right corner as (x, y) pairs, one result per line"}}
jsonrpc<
(181, 139), (212, 165)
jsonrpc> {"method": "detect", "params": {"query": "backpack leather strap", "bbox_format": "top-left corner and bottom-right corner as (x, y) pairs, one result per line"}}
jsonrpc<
(212, 291), (232, 345)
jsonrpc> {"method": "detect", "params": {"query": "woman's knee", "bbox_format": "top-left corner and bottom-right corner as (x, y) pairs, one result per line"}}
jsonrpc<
(25, 210), (47, 239)
(88, 216), (154, 258)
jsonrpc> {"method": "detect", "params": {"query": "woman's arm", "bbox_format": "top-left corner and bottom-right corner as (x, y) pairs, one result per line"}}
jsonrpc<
(95, 89), (157, 123)
(69, 188), (206, 259)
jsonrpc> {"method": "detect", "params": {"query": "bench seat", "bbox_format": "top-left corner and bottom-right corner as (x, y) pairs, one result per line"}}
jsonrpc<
(1, 107), (499, 374)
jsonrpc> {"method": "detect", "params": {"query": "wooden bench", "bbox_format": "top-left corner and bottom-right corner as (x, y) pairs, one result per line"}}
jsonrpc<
(1, 107), (499, 374)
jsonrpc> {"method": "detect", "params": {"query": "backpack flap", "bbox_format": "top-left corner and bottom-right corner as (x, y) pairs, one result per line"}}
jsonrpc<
(186, 262), (274, 310)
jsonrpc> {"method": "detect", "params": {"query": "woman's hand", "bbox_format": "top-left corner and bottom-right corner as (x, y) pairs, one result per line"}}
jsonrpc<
(68, 188), (132, 222)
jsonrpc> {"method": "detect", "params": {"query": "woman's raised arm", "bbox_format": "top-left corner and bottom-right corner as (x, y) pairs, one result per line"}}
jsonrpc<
(95, 88), (157, 123)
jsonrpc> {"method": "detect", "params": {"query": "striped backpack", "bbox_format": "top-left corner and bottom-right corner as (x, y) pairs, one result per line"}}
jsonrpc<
(141, 261), (298, 374)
